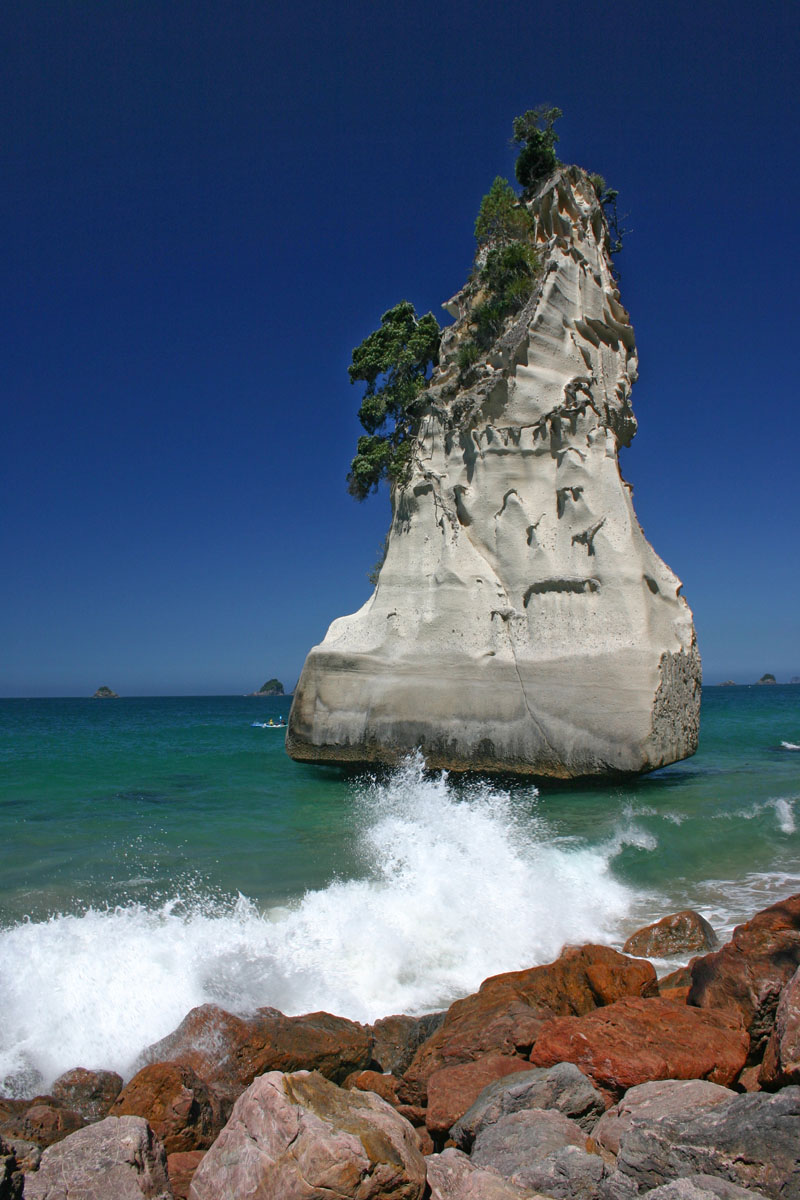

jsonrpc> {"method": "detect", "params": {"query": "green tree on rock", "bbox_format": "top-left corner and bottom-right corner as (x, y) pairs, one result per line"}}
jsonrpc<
(512, 105), (562, 195)
(347, 300), (440, 500)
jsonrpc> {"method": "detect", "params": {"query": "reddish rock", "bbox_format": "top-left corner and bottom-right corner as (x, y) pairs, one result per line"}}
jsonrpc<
(737, 1065), (762, 1092)
(139, 1003), (371, 1104)
(415, 1126), (434, 1155)
(167, 1150), (205, 1199)
(759, 965), (800, 1088)
(688, 893), (800, 1058)
(623, 911), (718, 958)
(659, 965), (693, 991)
(425, 1054), (534, 1137)
(369, 1012), (446, 1075)
(344, 1069), (402, 1106)
(660, 985), (690, 1004)
(110, 1061), (218, 1153)
(50, 1067), (123, 1123)
(403, 945), (657, 1096)
(529, 996), (749, 1100)
(5, 1103), (84, 1149)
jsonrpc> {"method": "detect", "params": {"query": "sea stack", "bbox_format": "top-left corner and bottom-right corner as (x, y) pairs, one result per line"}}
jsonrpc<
(288, 165), (700, 777)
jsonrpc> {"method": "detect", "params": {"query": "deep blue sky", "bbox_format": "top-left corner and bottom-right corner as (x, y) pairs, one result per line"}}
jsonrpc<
(3, 0), (798, 695)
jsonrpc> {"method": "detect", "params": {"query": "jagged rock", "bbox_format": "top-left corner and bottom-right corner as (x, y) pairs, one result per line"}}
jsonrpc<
(529, 997), (748, 1100)
(187, 1070), (426, 1200)
(426, 1148), (539, 1200)
(369, 1011), (447, 1075)
(403, 945), (656, 1095)
(0, 1135), (22, 1200)
(109, 1061), (218, 1153)
(23, 1115), (172, 1199)
(614, 1086), (800, 1198)
(622, 911), (718, 958)
(137, 1003), (371, 1107)
(592, 1079), (735, 1157)
(50, 1067), (123, 1123)
(0, 1102), (84, 1149)
(451, 1062), (606, 1150)
(471, 1110), (605, 1199)
(759, 964), (800, 1088)
(288, 165), (700, 778)
(687, 893), (800, 1059)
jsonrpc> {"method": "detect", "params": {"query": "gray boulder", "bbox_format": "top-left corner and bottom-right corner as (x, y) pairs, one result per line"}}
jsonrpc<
(188, 1069), (425, 1200)
(0, 1135), (22, 1200)
(510, 1145), (607, 1200)
(452, 1063), (606, 1149)
(593, 1080), (735, 1157)
(616, 1086), (800, 1199)
(23, 1115), (171, 1199)
(645, 1177), (769, 1200)
(471, 1108), (607, 1199)
(426, 1147), (540, 1199)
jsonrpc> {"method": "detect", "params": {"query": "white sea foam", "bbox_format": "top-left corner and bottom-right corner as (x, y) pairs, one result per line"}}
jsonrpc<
(0, 755), (641, 1096)
(769, 797), (797, 834)
(781, 741), (800, 751)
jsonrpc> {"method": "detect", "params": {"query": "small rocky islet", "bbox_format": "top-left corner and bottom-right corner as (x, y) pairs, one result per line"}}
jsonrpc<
(2, 893), (800, 1199)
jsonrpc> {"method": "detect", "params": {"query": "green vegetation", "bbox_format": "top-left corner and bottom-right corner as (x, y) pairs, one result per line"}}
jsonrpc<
(347, 300), (441, 500)
(257, 678), (284, 695)
(512, 105), (562, 195)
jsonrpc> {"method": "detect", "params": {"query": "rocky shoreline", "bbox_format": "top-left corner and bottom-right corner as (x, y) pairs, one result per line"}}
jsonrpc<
(2, 895), (799, 1199)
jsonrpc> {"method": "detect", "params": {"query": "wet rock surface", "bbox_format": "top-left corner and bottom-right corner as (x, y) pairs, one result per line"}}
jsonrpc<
(759, 964), (800, 1088)
(110, 1061), (219, 1153)
(50, 1068), (123, 1124)
(622, 911), (718, 959)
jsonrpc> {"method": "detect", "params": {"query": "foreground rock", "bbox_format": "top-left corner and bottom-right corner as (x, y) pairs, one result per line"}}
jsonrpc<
(427, 1147), (539, 1200)
(110, 1062), (218, 1153)
(404, 945), (656, 1093)
(643, 1178), (769, 1200)
(0, 1136), (22, 1200)
(688, 893), (800, 1058)
(188, 1069), (426, 1200)
(471, 1109), (605, 1198)
(529, 997), (748, 1099)
(760, 964), (800, 1087)
(50, 1068), (123, 1123)
(425, 1055), (534, 1137)
(592, 1079), (735, 1157)
(369, 1012), (446, 1075)
(0, 1101), (84, 1149)
(287, 165), (700, 778)
(615, 1086), (800, 1198)
(24, 1115), (172, 1200)
(139, 1004), (371, 1107)
(452, 1062), (606, 1150)
(623, 911), (718, 958)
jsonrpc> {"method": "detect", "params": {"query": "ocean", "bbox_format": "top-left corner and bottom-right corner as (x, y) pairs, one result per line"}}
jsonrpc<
(0, 686), (798, 1097)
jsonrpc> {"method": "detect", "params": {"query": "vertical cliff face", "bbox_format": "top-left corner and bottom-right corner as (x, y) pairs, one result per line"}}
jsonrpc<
(288, 166), (701, 777)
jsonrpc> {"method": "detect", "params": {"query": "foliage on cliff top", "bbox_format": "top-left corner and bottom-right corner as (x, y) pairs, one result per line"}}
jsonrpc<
(512, 105), (562, 195)
(347, 301), (440, 500)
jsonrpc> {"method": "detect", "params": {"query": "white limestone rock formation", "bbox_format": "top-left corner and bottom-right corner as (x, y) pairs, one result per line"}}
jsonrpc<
(288, 166), (700, 777)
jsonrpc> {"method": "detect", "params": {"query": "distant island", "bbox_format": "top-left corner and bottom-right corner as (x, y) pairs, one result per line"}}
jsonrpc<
(250, 678), (284, 697)
(92, 686), (119, 699)
(757, 674), (777, 685)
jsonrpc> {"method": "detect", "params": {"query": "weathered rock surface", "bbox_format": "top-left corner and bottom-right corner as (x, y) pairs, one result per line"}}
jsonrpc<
(425, 1054), (533, 1137)
(0, 1102), (84, 1149)
(687, 893), (800, 1058)
(138, 1003), (371, 1105)
(529, 997), (748, 1099)
(426, 1148), (540, 1200)
(759, 964), (800, 1088)
(643, 1178), (769, 1200)
(188, 1069), (426, 1200)
(288, 165), (700, 778)
(0, 1135), (22, 1200)
(614, 1086), (800, 1199)
(369, 1011), (446, 1075)
(623, 911), (718, 958)
(50, 1067), (123, 1123)
(110, 1062), (218, 1153)
(167, 1150), (205, 1200)
(404, 945), (656, 1093)
(592, 1079), (735, 1157)
(451, 1062), (606, 1150)
(471, 1110), (605, 1199)
(23, 1115), (172, 1200)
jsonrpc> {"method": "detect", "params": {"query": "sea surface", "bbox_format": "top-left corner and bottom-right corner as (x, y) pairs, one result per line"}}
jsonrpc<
(0, 686), (798, 1096)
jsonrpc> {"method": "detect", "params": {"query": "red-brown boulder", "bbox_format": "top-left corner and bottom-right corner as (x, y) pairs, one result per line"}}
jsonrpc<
(138, 1004), (371, 1105)
(759, 964), (800, 1088)
(403, 945), (657, 1096)
(0, 1103), (84, 1150)
(50, 1068), (123, 1123)
(109, 1061), (218, 1153)
(425, 1054), (534, 1137)
(687, 893), (800, 1058)
(343, 1070), (402, 1107)
(623, 911), (718, 958)
(167, 1149), (205, 1199)
(529, 996), (749, 1100)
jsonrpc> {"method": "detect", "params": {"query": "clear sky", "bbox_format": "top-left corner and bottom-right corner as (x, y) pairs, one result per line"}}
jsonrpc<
(3, 0), (798, 696)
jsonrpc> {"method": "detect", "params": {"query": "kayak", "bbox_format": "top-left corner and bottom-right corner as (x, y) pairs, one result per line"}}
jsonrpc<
(252, 721), (286, 729)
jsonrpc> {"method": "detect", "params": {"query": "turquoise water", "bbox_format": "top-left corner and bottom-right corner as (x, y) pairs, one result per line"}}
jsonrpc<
(0, 686), (798, 1095)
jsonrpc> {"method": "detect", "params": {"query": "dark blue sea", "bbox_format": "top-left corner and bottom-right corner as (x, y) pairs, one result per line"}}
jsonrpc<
(0, 686), (798, 1096)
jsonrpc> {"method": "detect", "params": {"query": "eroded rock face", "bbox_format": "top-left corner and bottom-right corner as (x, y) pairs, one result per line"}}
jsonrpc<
(188, 1069), (426, 1200)
(23, 1115), (172, 1200)
(288, 165), (700, 777)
